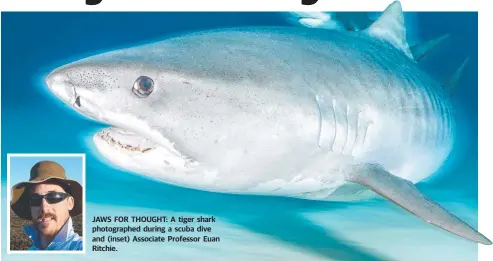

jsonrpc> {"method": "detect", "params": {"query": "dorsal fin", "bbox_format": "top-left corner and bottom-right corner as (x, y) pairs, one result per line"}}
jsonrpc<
(363, 1), (414, 60)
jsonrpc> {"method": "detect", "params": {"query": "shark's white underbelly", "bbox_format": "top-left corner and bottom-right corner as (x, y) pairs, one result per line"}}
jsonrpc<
(209, 64), (455, 199)
(232, 103), (453, 201)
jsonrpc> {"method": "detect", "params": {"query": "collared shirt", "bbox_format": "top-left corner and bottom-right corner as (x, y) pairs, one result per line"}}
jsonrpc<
(24, 217), (83, 251)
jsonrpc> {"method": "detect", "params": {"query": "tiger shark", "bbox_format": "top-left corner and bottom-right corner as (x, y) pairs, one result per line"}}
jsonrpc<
(45, 1), (491, 245)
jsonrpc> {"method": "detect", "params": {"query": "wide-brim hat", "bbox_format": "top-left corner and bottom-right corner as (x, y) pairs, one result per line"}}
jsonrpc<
(10, 160), (83, 220)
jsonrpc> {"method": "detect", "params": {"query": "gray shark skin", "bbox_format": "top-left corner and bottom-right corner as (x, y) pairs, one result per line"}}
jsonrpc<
(45, 1), (491, 246)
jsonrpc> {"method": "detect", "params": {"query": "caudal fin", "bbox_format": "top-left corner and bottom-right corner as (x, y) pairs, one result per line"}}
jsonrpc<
(345, 163), (492, 245)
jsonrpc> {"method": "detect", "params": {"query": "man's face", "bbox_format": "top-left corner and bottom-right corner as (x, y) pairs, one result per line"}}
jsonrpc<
(29, 183), (74, 237)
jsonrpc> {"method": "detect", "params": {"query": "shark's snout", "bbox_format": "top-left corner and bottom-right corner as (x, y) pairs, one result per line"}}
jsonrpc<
(45, 68), (83, 108)
(46, 69), (73, 103)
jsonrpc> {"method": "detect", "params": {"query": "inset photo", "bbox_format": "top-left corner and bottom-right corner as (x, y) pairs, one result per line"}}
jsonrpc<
(7, 153), (86, 253)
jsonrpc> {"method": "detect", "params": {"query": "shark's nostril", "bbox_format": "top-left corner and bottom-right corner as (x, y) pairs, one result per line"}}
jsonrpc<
(75, 95), (81, 107)
(72, 87), (82, 107)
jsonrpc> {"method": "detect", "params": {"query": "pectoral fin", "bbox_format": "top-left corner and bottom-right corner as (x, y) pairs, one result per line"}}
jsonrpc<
(345, 163), (492, 245)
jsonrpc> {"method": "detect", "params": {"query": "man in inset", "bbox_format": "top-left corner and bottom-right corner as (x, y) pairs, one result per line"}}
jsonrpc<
(10, 160), (83, 250)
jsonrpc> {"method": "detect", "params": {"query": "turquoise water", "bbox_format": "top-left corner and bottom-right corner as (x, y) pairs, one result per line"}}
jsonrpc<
(1, 12), (479, 261)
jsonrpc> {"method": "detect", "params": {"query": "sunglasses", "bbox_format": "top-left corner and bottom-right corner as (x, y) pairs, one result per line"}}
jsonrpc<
(29, 192), (70, 206)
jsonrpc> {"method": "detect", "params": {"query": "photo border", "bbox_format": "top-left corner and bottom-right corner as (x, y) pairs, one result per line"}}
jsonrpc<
(0, 0), (490, 259)
(6, 153), (86, 255)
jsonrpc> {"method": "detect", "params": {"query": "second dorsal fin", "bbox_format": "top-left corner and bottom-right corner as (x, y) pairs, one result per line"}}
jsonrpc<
(410, 34), (450, 62)
(363, 1), (414, 60)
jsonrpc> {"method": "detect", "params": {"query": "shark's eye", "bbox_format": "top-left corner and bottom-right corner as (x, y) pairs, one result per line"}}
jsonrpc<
(132, 76), (154, 98)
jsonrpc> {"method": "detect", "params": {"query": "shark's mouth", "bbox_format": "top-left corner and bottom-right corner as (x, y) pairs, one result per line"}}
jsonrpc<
(96, 127), (157, 153)
(91, 125), (214, 191)
(92, 125), (199, 174)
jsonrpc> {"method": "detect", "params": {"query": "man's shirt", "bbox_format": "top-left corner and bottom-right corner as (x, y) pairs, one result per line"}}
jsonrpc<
(24, 217), (83, 250)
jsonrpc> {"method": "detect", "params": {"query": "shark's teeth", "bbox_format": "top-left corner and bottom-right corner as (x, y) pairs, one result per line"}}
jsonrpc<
(98, 129), (155, 153)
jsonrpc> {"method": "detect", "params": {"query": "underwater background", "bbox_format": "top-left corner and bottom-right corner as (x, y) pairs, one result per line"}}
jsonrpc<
(1, 11), (479, 261)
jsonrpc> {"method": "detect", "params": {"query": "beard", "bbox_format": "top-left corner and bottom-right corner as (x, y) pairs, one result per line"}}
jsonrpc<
(34, 212), (58, 237)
